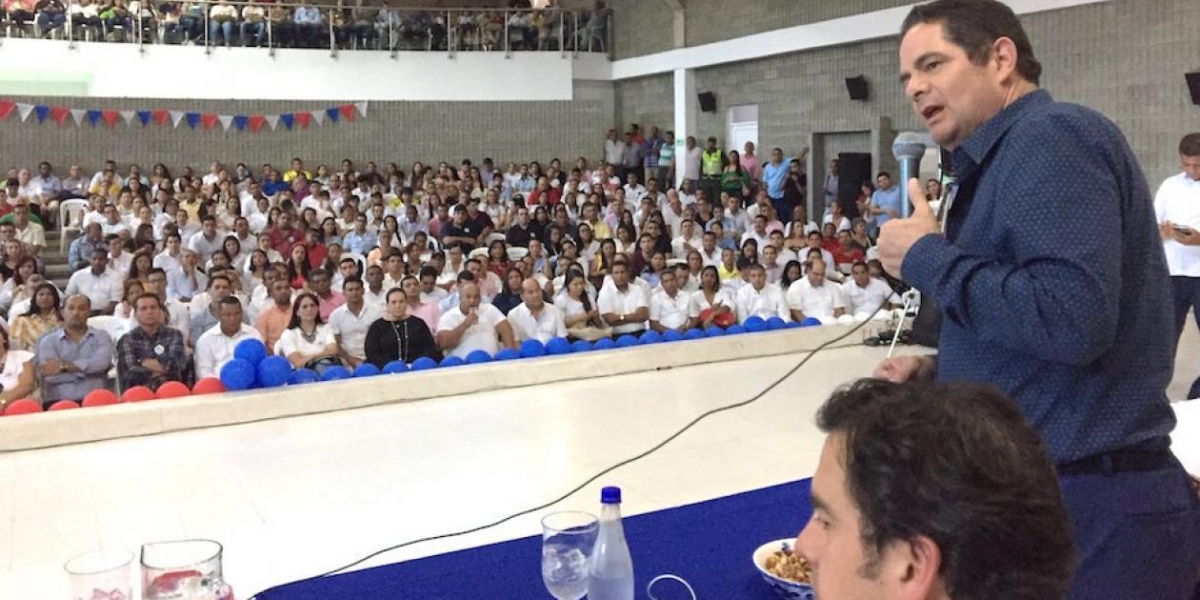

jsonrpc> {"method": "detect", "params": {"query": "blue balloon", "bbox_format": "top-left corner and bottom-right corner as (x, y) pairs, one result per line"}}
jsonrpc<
(785, 320), (802, 329)
(704, 325), (726, 338)
(615, 335), (638, 348)
(255, 356), (292, 388)
(289, 368), (319, 385)
(494, 348), (521, 361)
(662, 330), (685, 343)
(592, 338), (616, 351)
(411, 356), (438, 371)
(766, 317), (787, 331)
(545, 337), (572, 355)
(466, 349), (493, 364)
(726, 324), (746, 335)
(639, 331), (662, 345)
(570, 340), (592, 353)
(322, 366), (351, 381)
(684, 328), (706, 340)
(354, 363), (381, 377)
(743, 316), (767, 332)
(233, 339), (268, 366)
(382, 361), (408, 374)
(440, 355), (465, 368)
(800, 317), (823, 327)
(519, 339), (546, 358)
(219, 358), (256, 391)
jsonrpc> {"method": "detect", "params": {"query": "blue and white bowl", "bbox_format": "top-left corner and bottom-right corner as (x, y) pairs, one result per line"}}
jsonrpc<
(752, 539), (816, 600)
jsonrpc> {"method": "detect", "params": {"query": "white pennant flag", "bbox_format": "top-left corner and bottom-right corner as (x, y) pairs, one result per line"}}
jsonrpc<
(70, 109), (87, 127)
(170, 110), (185, 128)
(354, 101), (368, 118)
(310, 110), (325, 126)
(218, 115), (234, 131)
(15, 103), (34, 122)
(265, 114), (280, 131)
(120, 110), (136, 126)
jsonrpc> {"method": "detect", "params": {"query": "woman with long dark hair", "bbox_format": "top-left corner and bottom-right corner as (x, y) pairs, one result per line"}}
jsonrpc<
(285, 242), (311, 290)
(721, 149), (751, 206)
(490, 267), (524, 315)
(10, 283), (62, 351)
(276, 292), (341, 375)
(363, 288), (441, 368)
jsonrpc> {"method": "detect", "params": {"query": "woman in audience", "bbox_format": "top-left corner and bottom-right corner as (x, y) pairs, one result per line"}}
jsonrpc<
(114, 279), (144, 321)
(682, 250), (704, 292)
(0, 325), (37, 412)
(10, 283), (62, 351)
(125, 177), (149, 203)
(576, 223), (599, 266)
(690, 265), (735, 329)
(487, 240), (510, 278)
(590, 238), (617, 289)
(721, 150), (751, 206)
(276, 292), (341, 375)
(285, 243), (312, 290)
(559, 270), (607, 340)
(530, 205), (550, 242)
(222, 236), (247, 272)
(244, 249), (270, 292)
(614, 224), (635, 255)
(364, 288), (441, 368)
(491, 268), (524, 315)
(314, 165), (331, 186)
(737, 238), (759, 271)
(850, 218), (873, 253)
(0, 240), (30, 281)
(320, 217), (341, 248)
(544, 225), (564, 257)
(779, 260), (804, 292)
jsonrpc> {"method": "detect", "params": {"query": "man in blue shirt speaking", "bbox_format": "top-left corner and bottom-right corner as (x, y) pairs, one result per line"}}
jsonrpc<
(874, 1), (1200, 598)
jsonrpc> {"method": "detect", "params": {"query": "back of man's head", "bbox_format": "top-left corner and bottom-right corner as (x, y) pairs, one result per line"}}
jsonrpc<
(805, 379), (1074, 600)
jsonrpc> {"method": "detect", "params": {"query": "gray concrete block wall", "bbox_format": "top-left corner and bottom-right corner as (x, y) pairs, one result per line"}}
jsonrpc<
(683, 0), (914, 48)
(613, 74), (674, 140)
(0, 82), (615, 175)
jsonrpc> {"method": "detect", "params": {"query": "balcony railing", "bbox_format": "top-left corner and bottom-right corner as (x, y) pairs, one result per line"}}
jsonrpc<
(0, 3), (611, 58)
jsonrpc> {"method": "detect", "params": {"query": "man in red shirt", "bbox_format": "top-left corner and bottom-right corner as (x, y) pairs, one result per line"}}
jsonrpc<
(265, 210), (304, 257)
(830, 230), (865, 272)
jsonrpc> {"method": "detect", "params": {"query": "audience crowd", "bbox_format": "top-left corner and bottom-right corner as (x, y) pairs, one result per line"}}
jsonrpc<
(0, 122), (909, 409)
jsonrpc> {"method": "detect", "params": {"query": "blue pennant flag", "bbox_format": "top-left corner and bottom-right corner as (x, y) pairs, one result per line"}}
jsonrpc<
(86, 110), (102, 127)
(34, 105), (49, 123)
(280, 113), (294, 130)
(325, 107), (339, 123)
(185, 112), (200, 129)
(136, 110), (151, 126)
(233, 115), (248, 131)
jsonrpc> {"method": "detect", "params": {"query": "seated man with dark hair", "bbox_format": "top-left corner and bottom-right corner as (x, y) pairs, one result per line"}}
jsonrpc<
(798, 379), (1075, 600)
(116, 293), (187, 390)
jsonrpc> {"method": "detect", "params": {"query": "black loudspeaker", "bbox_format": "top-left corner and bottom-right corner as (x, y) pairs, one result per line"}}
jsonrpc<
(845, 76), (869, 101)
(837, 152), (872, 220)
(698, 92), (717, 113)
(1186, 72), (1200, 105)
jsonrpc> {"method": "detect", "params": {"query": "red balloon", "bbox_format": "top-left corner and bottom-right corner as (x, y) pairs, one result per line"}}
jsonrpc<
(4, 398), (42, 415)
(156, 381), (191, 399)
(121, 386), (157, 403)
(191, 377), (226, 395)
(82, 389), (118, 407)
(48, 400), (80, 411)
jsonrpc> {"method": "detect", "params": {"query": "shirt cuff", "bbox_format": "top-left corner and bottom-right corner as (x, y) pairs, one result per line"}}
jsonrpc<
(901, 234), (961, 293)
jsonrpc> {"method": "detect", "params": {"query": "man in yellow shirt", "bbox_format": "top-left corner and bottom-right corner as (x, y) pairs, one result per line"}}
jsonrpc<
(581, 202), (611, 240)
(282, 157), (312, 183)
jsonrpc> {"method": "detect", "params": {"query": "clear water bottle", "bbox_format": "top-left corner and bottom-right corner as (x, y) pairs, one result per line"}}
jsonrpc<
(588, 486), (634, 600)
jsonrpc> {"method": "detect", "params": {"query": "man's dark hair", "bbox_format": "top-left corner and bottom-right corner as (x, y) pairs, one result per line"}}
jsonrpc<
(218, 295), (243, 309)
(147, 267), (167, 278)
(456, 270), (476, 284)
(342, 276), (363, 289)
(901, 0), (1042, 86)
(1179, 133), (1200, 157)
(419, 266), (439, 280)
(816, 379), (1074, 600)
(207, 274), (230, 289)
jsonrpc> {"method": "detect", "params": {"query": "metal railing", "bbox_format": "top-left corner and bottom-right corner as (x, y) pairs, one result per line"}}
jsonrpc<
(1, 3), (611, 58)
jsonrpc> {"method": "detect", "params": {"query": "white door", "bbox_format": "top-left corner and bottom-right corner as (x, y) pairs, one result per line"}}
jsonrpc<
(727, 104), (759, 155)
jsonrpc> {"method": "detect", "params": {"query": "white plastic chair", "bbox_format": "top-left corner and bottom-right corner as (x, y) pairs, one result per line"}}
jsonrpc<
(58, 199), (89, 254)
(342, 251), (366, 274)
(485, 232), (506, 244)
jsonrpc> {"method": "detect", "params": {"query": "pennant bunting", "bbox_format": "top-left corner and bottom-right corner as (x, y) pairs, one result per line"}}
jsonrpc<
(34, 105), (50, 124)
(353, 101), (368, 118)
(101, 110), (118, 128)
(0, 100), (365, 133)
(339, 104), (355, 121)
(170, 110), (186, 128)
(85, 109), (101, 127)
(120, 110), (136, 126)
(218, 114), (234, 131)
(16, 103), (34, 122)
(153, 109), (170, 127)
(233, 115), (248, 132)
(0, 100), (14, 120)
(50, 106), (69, 125)
(309, 110), (325, 126)
(295, 112), (311, 129)
(70, 109), (87, 127)
(184, 112), (200, 129)
(201, 113), (219, 130)
(325, 106), (339, 123)
(280, 113), (294, 130)
(137, 110), (152, 126)
(265, 114), (280, 131)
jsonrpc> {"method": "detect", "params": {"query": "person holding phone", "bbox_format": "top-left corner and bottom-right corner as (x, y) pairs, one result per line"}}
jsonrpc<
(1156, 132), (1200, 400)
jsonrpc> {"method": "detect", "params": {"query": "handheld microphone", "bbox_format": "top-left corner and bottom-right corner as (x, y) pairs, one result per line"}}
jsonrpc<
(892, 131), (930, 218)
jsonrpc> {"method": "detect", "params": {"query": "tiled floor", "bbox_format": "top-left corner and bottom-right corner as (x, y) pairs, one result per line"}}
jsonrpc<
(2, 320), (1197, 599)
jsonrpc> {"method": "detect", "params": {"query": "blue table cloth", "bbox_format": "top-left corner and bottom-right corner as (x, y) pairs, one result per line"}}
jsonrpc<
(263, 479), (812, 600)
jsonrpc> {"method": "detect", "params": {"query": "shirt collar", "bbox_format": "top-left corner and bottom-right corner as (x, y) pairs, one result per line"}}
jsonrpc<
(955, 88), (1052, 174)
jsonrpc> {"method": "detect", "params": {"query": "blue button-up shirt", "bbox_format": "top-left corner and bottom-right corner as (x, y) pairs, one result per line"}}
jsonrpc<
(68, 235), (104, 270)
(342, 230), (377, 255)
(903, 89), (1175, 464)
(35, 326), (114, 402)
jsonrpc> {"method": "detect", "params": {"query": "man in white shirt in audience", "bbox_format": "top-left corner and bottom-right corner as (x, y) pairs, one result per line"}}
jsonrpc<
(436, 281), (515, 359)
(194, 296), (262, 380)
(598, 261), (649, 337)
(167, 249), (208, 302)
(188, 215), (224, 259)
(155, 232), (184, 273)
(65, 248), (121, 316)
(12, 202), (45, 257)
(698, 231), (722, 267)
(787, 259), (846, 324)
(761, 245), (784, 284)
(1156, 132), (1200, 399)
(671, 218), (703, 259)
(329, 276), (380, 369)
(402, 276), (440, 333)
(106, 234), (132, 277)
(507, 278), (566, 343)
(736, 263), (791, 323)
(841, 261), (898, 320)
(741, 214), (772, 250)
(99, 203), (130, 240)
(649, 269), (691, 334)
(418, 266), (448, 307)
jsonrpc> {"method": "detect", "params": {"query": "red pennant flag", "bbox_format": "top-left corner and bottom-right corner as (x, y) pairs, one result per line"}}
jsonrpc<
(0, 101), (14, 120)
(200, 113), (218, 130)
(338, 104), (355, 121)
(248, 115), (265, 133)
(101, 110), (119, 128)
(295, 111), (311, 129)
(50, 106), (70, 125)
(152, 109), (169, 126)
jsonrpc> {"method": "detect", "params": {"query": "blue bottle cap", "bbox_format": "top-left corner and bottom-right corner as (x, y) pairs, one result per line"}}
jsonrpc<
(601, 486), (622, 504)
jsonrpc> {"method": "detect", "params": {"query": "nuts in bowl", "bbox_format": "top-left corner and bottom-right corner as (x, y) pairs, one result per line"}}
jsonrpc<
(752, 539), (815, 600)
